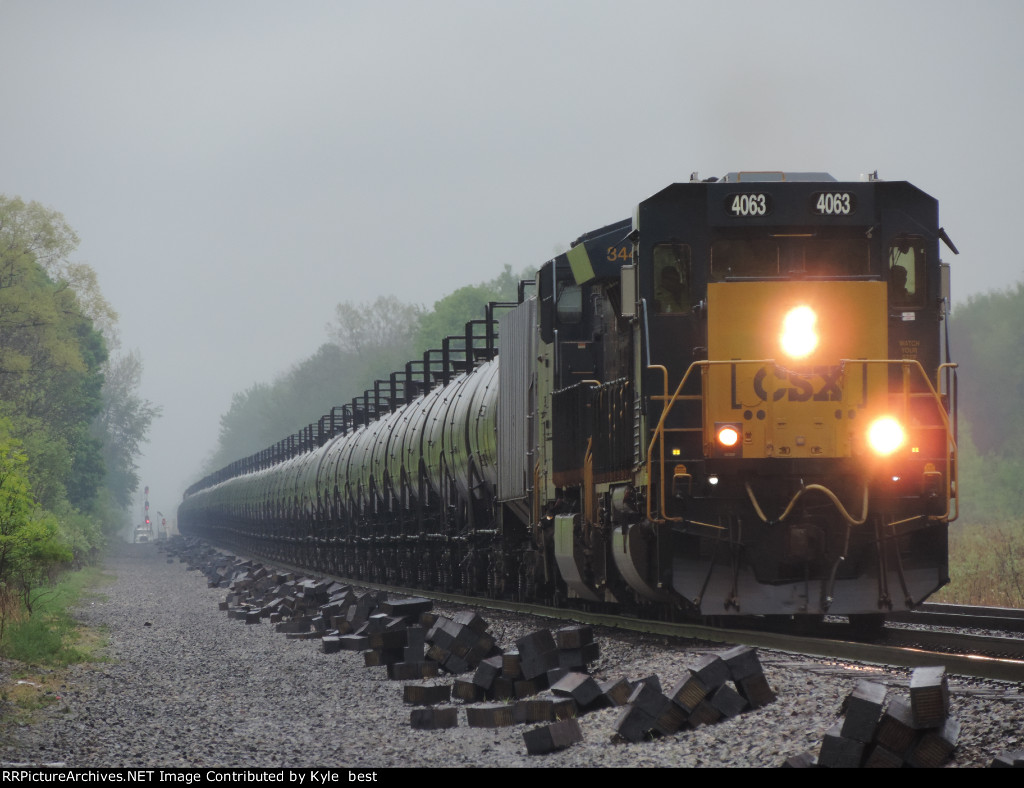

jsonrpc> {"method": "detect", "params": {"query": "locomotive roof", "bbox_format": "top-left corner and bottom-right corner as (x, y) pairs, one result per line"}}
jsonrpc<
(719, 171), (837, 182)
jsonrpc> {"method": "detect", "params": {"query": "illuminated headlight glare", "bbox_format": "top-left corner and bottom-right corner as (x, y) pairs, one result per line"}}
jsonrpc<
(708, 475), (719, 486)
(780, 305), (819, 359)
(867, 417), (905, 456)
(717, 425), (741, 448)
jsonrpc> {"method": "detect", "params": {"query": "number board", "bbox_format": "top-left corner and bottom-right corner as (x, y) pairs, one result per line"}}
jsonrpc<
(725, 193), (773, 217)
(811, 192), (856, 216)
(715, 185), (869, 223)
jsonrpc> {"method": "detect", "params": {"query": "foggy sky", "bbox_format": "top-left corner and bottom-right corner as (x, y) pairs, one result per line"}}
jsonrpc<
(1, 0), (1021, 523)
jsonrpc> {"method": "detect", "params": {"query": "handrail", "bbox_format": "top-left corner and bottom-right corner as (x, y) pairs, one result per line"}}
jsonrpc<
(643, 358), (741, 519)
(645, 358), (959, 524)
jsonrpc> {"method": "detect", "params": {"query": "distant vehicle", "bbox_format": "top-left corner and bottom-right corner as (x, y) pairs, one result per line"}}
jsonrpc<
(133, 524), (152, 544)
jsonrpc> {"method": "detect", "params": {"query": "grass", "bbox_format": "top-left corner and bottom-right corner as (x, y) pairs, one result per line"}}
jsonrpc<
(931, 519), (1024, 607)
(0, 564), (114, 735)
(1, 565), (113, 665)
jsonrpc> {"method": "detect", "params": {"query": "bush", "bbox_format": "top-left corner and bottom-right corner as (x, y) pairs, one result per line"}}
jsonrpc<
(0, 438), (74, 639)
(933, 519), (1024, 607)
(0, 564), (110, 665)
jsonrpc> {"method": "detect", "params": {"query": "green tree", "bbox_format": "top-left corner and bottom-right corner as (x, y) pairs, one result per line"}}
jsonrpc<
(93, 349), (162, 510)
(0, 432), (72, 638)
(207, 381), (283, 470)
(0, 197), (109, 512)
(0, 194), (158, 562)
(328, 295), (424, 364)
(947, 282), (1024, 523)
(953, 283), (1024, 457)
(414, 264), (528, 351)
(275, 344), (352, 430)
(205, 345), (352, 471)
(206, 265), (534, 476)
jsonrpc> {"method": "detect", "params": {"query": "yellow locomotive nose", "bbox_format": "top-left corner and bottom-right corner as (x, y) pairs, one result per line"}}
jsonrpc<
(780, 305), (818, 359)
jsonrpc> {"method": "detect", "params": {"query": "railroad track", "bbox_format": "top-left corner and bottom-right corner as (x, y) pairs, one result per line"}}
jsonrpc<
(189, 543), (1024, 685)
(879, 625), (1024, 662)
(261, 575), (1024, 683)
(889, 602), (1024, 634)
(465, 603), (1023, 683)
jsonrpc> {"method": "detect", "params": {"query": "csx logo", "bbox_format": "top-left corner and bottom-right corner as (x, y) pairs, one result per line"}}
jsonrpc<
(750, 365), (844, 402)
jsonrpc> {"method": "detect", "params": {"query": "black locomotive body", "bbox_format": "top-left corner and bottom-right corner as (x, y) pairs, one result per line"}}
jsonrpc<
(180, 172), (958, 621)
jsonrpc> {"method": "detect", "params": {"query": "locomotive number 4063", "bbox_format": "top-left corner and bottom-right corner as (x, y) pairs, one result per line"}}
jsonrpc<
(728, 193), (770, 216)
(813, 192), (855, 215)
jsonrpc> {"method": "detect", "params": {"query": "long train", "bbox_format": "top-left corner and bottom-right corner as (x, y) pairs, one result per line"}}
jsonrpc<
(179, 171), (959, 624)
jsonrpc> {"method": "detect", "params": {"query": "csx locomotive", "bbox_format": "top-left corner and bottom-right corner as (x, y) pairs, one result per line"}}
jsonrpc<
(179, 171), (959, 623)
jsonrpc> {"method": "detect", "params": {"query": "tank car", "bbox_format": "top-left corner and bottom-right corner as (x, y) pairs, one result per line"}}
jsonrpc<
(179, 171), (958, 623)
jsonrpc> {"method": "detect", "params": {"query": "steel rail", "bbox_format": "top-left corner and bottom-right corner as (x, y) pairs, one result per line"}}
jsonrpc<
(889, 603), (1024, 634)
(248, 557), (1024, 684)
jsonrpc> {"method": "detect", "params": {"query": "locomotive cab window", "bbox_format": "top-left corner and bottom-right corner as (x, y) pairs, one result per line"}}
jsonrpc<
(802, 239), (870, 276)
(889, 237), (925, 308)
(711, 239), (778, 279)
(653, 243), (691, 314)
(711, 237), (869, 279)
(556, 282), (583, 324)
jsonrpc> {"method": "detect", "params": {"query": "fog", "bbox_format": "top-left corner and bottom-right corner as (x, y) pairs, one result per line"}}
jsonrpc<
(1, 0), (1021, 520)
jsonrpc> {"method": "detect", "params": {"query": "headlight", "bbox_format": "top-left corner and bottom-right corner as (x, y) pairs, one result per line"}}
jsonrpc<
(715, 423), (742, 452)
(780, 305), (818, 359)
(867, 416), (905, 456)
(717, 425), (740, 447)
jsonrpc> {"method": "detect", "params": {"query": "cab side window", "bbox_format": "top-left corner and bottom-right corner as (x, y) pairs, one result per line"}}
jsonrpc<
(653, 244), (691, 314)
(889, 238), (925, 308)
(556, 283), (583, 324)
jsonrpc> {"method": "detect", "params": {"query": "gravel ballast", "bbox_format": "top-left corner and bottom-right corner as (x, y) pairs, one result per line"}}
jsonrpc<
(1, 540), (1022, 768)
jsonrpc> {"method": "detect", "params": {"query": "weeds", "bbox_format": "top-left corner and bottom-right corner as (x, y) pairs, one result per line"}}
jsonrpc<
(0, 565), (112, 741)
(0, 564), (112, 665)
(932, 519), (1024, 607)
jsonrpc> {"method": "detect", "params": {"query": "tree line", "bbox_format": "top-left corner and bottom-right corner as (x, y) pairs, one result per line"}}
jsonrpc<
(929, 283), (1024, 606)
(204, 266), (531, 473)
(0, 196), (159, 636)
(950, 282), (1024, 524)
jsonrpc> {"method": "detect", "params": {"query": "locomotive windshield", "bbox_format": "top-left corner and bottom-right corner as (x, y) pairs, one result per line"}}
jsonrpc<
(710, 237), (869, 280)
